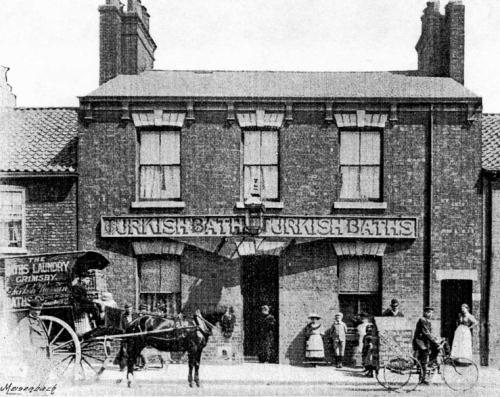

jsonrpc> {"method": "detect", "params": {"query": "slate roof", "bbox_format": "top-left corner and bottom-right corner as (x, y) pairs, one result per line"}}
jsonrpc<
(85, 70), (479, 100)
(0, 108), (78, 173)
(483, 114), (500, 172)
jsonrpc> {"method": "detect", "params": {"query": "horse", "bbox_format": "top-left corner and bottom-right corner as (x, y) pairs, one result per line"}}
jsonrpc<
(115, 309), (217, 388)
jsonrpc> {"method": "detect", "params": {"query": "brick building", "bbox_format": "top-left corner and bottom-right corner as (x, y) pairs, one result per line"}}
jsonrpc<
(0, 67), (78, 256)
(482, 115), (500, 366)
(75, 0), (484, 364)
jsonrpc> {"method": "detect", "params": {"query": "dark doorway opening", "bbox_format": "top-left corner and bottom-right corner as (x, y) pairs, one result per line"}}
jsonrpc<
(441, 279), (473, 346)
(241, 256), (279, 362)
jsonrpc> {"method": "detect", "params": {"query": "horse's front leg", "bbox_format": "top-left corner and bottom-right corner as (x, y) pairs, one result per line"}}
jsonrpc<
(194, 350), (202, 387)
(188, 352), (194, 387)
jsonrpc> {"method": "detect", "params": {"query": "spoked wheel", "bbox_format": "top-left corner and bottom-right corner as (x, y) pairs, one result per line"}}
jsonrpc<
(40, 315), (81, 382)
(441, 357), (478, 391)
(79, 338), (111, 379)
(377, 355), (421, 391)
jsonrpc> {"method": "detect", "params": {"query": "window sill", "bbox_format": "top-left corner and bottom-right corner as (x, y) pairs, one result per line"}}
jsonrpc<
(235, 201), (284, 210)
(131, 201), (186, 209)
(333, 201), (387, 210)
(0, 247), (28, 255)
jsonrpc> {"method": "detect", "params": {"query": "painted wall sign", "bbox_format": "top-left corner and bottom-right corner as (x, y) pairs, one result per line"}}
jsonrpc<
(101, 216), (417, 239)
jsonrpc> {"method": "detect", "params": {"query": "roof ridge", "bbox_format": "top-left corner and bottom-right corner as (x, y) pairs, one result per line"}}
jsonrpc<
(145, 69), (398, 74)
(12, 106), (78, 110)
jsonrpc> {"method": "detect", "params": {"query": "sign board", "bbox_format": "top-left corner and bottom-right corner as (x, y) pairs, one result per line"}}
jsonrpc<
(4, 253), (74, 309)
(3, 251), (108, 310)
(101, 215), (417, 239)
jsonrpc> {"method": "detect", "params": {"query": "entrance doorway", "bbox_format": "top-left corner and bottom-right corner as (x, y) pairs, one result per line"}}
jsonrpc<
(441, 279), (473, 345)
(241, 256), (279, 362)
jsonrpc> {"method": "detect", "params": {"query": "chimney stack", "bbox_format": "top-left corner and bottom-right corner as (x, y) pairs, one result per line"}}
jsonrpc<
(415, 0), (465, 84)
(0, 66), (16, 108)
(99, 0), (156, 85)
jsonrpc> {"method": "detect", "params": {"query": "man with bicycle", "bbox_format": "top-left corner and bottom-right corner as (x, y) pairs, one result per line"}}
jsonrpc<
(412, 307), (440, 385)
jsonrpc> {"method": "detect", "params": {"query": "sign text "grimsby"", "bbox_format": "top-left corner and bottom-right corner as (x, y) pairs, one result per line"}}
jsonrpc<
(101, 216), (417, 239)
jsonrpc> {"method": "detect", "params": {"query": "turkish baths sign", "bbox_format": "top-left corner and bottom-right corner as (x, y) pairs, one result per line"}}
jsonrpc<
(101, 216), (417, 239)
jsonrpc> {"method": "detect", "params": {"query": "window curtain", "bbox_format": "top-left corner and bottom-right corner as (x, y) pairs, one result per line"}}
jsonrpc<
(0, 190), (23, 248)
(139, 131), (181, 199)
(243, 130), (278, 200)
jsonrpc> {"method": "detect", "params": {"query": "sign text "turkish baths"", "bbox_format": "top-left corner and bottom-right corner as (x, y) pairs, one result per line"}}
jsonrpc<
(101, 216), (417, 239)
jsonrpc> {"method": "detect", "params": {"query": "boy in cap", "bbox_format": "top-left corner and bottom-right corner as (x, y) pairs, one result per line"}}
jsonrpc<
(304, 313), (325, 364)
(383, 299), (404, 317)
(412, 307), (440, 384)
(331, 312), (347, 368)
(120, 302), (133, 331)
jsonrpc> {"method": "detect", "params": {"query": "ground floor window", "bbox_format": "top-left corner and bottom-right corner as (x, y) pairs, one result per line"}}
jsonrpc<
(139, 256), (181, 316)
(338, 257), (381, 325)
(339, 294), (382, 327)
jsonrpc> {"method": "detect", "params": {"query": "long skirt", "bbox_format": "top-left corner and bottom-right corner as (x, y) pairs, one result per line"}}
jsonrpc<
(305, 334), (325, 358)
(451, 325), (473, 360)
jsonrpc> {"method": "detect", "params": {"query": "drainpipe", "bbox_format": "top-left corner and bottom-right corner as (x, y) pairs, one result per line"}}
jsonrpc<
(423, 105), (434, 309)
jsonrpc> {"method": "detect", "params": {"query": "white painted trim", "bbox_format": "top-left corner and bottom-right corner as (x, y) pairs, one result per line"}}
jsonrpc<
(235, 201), (284, 210)
(333, 201), (387, 210)
(131, 201), (186, 209)
(0, 185), (26, 252)
(435, 269), (478, 281)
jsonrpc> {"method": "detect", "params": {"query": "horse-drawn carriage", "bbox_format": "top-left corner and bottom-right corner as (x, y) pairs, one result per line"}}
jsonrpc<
(0, 251), (214, 387)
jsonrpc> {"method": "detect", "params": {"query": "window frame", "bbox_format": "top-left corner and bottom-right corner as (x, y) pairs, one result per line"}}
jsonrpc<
(136, 129), (182, 202)
(137, 255), (182, 315)
(0, 185), (26, 254)
(240, 128), (280, 202)
(337, 256), (382, 294)
(339, 129), (383, 202)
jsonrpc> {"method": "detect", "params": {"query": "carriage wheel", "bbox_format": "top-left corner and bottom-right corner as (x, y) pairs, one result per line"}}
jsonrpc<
(40, 315), (82, 381)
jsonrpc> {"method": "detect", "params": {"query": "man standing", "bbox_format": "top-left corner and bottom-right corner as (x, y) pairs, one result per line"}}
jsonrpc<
(331, 312), (347, 368)
(16, 298), (50, 384)
(258, 305), (276, 363)
(382, 299), (404, 317)
(120, 302), (133, 331)
(412, 307), (440, 384)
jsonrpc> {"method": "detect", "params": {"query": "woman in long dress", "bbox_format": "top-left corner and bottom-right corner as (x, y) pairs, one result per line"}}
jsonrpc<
(451, 303), (478, 360)
(304, 313), (325, 363)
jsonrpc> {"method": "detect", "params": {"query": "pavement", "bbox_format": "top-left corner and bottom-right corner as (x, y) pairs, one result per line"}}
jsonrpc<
(46, 363), (500, 397)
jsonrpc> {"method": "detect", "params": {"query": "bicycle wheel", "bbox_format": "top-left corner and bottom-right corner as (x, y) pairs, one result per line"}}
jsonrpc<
(377, 356), (417, 391)
(441, 357), (478, 391)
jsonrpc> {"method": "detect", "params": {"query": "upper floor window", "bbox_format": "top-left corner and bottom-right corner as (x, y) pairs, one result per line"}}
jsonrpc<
(339, 131), (381, 201)
(243, 130), (278, 200)
(139, 131), (180, 200)
(0, 186), (25, 251)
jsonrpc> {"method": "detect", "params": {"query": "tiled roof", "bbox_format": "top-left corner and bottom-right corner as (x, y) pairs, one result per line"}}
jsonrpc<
(85, 70), (479, 100)
(0, 108), (78, 173)
(483, 114), (500, 172)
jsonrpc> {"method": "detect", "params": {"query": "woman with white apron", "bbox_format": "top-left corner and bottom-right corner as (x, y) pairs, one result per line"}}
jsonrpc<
(451, 303), (478, 360)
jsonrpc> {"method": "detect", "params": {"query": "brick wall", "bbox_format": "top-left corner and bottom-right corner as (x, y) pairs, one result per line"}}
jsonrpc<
(1, 177), (77, 254)
(78, 106), (482, 364)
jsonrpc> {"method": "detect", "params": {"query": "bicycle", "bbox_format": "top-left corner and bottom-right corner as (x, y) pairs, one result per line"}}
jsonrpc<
(378, 339), (479, 392)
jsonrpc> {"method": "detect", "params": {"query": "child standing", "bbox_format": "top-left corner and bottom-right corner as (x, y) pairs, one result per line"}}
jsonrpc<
(331, 312), (347, 368)
(362, 324), (377, 377)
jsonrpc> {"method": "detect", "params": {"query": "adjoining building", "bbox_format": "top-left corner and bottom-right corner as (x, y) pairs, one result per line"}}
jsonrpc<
(0, 66), (78, 256)
(76, 0), (484, 364)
